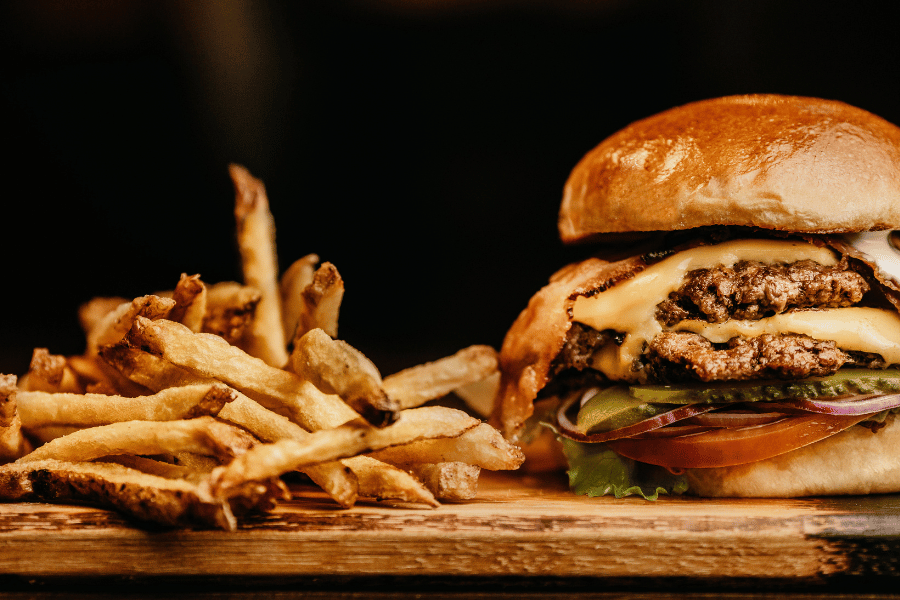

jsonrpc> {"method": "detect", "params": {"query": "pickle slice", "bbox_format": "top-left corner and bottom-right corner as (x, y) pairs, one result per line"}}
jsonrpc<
(629, 369), (900, 405)
(576, 386), (671, 434)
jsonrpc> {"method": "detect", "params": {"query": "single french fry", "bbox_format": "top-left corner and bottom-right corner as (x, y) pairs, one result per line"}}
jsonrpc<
(1, 375), (18, 429)
(230, 164), (288, 368)
(1, 375), (32, 461)
(290, 328), (399, 425)
(18, 416), (258, 464)
(105, 454), (205, 482)
(78, 296), (128, 337)
(85, 295), (176, 356)
(16, 383), (236, 428)
(18, 348), (84, 394)
(367, 422), (525, 471)
(210, 406), (479, 498)
(0, 459), (281, 530)
(168, 273), (207, 332)
(280, 253), (319, 342)
(128, 317), (360, 430)
(202, 282), (261, 345)
(383, 345), (499, 409)
(345, 455), (438, 507)
(406, 462), (481, 501)
(294, 262), (344, 342)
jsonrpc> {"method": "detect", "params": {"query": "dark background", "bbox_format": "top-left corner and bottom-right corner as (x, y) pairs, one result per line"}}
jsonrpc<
(1, 0), (899, 377)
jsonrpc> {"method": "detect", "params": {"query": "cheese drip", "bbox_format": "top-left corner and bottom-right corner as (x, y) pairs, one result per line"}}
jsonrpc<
(570, 238), (858, 381)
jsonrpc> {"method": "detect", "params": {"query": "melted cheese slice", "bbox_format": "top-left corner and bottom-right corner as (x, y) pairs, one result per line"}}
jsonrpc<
(675, 308), (900, 365)
(570, 238), (900, 381)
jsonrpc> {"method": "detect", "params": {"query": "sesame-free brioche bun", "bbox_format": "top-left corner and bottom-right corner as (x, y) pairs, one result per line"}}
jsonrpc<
(685, 413), (900, 497)
(559, 95), (900, 244)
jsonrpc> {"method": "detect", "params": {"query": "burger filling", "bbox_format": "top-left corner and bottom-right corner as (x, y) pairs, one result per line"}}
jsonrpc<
(548, 237), (900, 499)
(568, 238), (900, 382)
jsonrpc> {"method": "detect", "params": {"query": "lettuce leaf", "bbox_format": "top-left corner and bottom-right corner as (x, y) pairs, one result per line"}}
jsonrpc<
(560, 437), (689, 500)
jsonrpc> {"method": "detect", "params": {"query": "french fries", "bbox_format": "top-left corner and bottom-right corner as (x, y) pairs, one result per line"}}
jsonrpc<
(0, 165), (522, 529)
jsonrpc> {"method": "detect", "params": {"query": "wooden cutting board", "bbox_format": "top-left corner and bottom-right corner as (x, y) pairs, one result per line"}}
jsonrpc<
(1, 470), (899, 581)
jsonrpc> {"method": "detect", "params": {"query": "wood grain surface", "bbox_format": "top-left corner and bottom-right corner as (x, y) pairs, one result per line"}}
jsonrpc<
(1, 470), (900, 583)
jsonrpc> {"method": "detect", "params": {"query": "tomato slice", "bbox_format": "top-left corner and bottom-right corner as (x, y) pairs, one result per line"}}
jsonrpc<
(606, 413), (870, 468)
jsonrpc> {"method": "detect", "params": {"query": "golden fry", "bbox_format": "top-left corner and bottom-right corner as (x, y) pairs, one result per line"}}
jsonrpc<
(406, 462), (481, 501)
(367, 422), (525, 470)
(78, 296), (127, 337)
(168, 273), (207, 332)
(18, 416), (258, 464)
(230, 164), (288, 368)
(345, 455), (438, 507)
(105, 454), (205, 481)
(18, 348), (84, 394)
(294, 262), (344, 341)
(1, 375), (31, 461)
(280, 253), (319, 342)
(16, 383), (236, 428)
(383, 345), (499, 409)
(0, 459), (280, 530)
(290, 328), (399, 425)
(202, 282), (261, 345)
(85, 295), (176, 356)
(1, 374), (17, 428)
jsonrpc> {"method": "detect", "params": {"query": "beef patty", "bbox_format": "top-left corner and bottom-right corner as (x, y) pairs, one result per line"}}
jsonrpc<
(553, 259), (881, 385)
(655, 259), (869, 326)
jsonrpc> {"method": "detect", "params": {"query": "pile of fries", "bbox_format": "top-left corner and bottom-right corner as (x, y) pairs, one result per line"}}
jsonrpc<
(0, 165), (522, 530)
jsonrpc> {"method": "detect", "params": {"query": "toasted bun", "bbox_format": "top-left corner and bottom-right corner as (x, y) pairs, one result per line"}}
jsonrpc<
(559, 95), (900, 243)
(686, 414), (900, 497)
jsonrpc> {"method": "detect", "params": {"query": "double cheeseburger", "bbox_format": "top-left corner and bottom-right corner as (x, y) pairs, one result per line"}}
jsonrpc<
(493, 94), (900, 498)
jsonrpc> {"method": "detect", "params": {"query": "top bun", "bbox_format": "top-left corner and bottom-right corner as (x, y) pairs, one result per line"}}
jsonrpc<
(559, 95), (900, 244)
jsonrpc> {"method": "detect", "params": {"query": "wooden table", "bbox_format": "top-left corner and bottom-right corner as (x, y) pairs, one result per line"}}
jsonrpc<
(2, 471), (899, 597)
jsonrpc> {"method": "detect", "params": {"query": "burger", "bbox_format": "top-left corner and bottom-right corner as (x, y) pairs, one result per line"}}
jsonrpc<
(492, 94), (900, 498)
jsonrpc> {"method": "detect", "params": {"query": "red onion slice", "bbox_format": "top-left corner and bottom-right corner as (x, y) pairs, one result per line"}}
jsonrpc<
(760, 393), (900, 416)
(555, 393), (726, 443)
(684, 411), (789, 428)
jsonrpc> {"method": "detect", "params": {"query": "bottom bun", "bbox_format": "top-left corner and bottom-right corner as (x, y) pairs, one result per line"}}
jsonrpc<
(685, 414), (900, 497)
